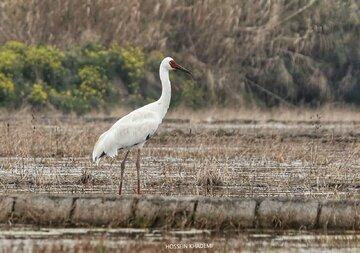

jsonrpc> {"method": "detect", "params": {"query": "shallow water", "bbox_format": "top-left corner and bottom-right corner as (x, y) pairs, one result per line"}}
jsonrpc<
(0, 152), (359, 199)
(0, 227), (359, 253)
(0, 119), (359, 199)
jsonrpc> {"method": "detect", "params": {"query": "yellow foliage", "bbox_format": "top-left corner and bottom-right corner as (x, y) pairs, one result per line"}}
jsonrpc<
(0, 73), (15, 102)
(2, 41), (27, 54)
(78, 66), (107, 98)
(29, 83), (48, 105)
(115, 45), (145, 79)
(26, 45), (64, 70)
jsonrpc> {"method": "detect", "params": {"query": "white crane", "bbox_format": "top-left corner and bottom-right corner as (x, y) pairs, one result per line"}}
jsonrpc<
(92, 57), (192, 194)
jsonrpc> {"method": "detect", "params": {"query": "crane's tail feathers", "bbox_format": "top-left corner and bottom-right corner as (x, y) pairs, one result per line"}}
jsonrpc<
(92, 154), (99, 165)
(92, 131), (109, 165)
(92, 151), (106, 165)
(93, 156), (101, 165)
(92, 129), (118, 165)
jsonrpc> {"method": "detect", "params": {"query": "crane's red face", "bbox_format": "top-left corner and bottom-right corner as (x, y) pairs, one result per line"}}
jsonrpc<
(169, 60), (192, 76)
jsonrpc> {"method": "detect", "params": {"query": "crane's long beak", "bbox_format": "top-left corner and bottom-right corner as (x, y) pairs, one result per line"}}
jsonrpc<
(175, 63), (193, 77)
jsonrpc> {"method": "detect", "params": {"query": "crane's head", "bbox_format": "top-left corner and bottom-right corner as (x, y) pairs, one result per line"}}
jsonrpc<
(162, 57), (192, 76)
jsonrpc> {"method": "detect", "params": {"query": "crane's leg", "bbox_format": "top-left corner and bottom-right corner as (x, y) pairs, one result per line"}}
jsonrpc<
(119, 150), (130, 195)
(136, 149), (141, 194)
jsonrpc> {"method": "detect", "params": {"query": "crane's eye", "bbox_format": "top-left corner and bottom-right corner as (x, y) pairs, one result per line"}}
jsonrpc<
(169, 60), (177, 69)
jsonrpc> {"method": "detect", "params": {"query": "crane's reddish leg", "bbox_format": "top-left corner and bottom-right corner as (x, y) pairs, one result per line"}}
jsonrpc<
(136, 149), (141, 194)
(119, 150), (130, 195)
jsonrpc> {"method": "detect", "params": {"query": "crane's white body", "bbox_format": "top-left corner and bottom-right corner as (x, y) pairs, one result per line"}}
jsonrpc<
(92, 57), (173, 164)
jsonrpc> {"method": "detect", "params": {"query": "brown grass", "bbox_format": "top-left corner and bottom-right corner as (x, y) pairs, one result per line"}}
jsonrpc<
(0, 107), (359, 199)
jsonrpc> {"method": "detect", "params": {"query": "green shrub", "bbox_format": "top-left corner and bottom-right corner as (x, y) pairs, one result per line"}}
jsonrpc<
(119, 46), (145, 79)
(180, 79), (205, 109)
(2, 41), (27, 54)
(29, 83), (48, 106)
(49, 89), (74, 113)
(112, 45), (145, 93)
(0, 73), (15, 105)
(25, 45), (65, 82)
(0, 41), (27, 73)
(78, 43), (111, 68)
(71, 88), (92, 115)
(0, 41), (26, 74)
(26, 45), (64, 70)
(78, 66), (109, 101)
(0, 50), (22, 72)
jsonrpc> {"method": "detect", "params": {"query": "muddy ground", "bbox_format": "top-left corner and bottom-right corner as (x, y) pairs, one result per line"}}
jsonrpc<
(0, 114), (359, 199)
(0, 111), (359, 252)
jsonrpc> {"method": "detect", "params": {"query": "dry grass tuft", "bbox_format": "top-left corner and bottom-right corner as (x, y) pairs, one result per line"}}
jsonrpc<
(196, 170), (222, 188)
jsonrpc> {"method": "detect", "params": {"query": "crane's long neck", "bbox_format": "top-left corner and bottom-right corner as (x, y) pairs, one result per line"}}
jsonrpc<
(158, 66), (171, 119)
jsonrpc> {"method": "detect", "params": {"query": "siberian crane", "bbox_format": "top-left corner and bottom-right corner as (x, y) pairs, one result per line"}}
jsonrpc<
(92, 57), (192, 194)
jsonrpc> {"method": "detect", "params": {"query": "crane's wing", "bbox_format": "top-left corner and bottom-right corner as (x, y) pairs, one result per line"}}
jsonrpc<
(92, 110), (161, 164)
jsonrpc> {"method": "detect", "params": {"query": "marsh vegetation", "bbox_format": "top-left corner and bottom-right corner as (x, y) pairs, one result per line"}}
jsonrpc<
(0, 0), (359, 113)
(0, 108), (358, 199)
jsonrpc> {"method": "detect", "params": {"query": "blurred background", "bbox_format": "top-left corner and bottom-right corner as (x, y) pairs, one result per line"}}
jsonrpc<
(0, 0), (359, 114)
